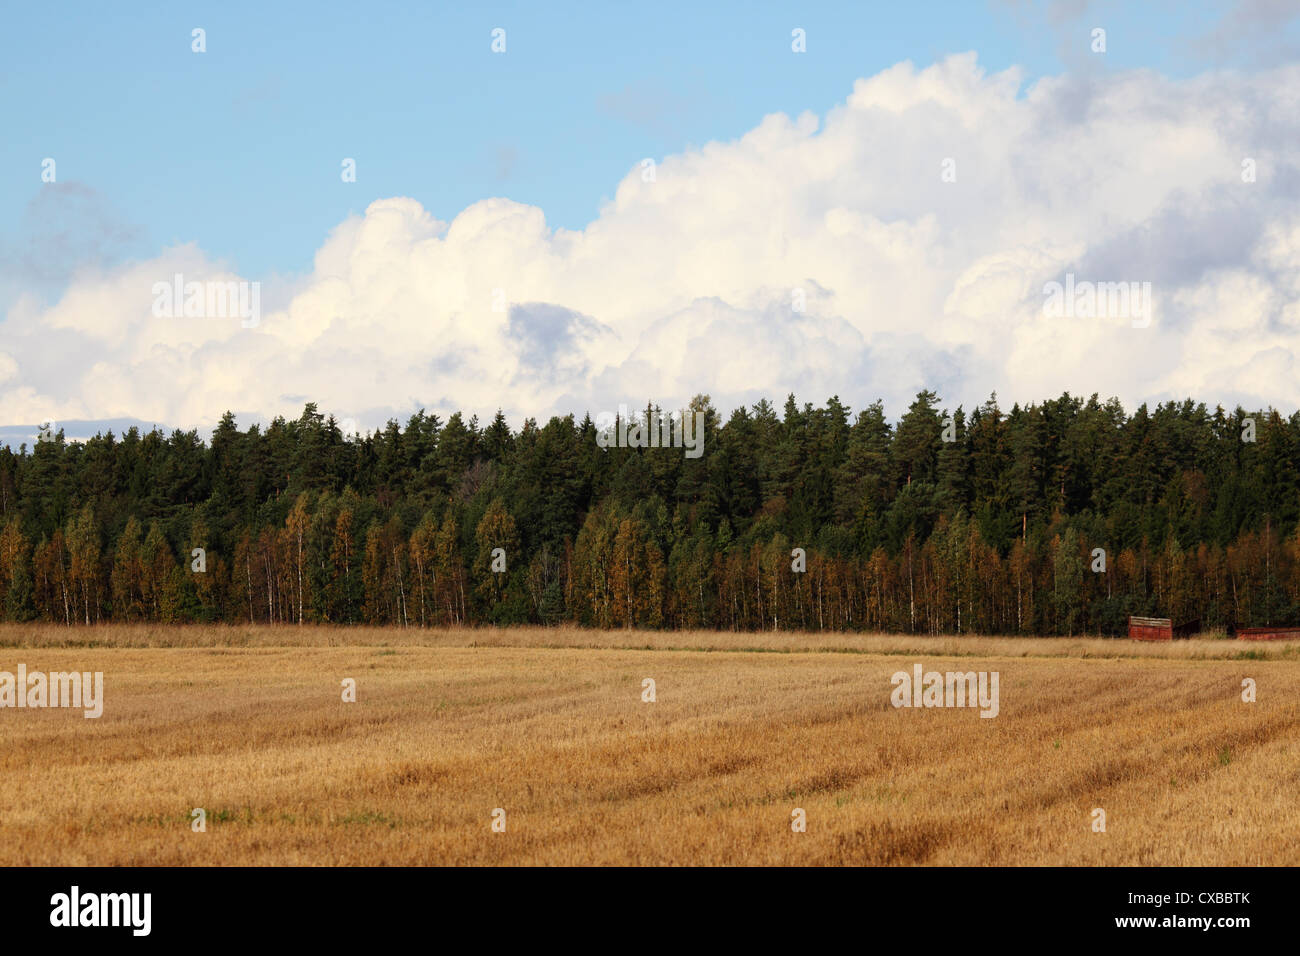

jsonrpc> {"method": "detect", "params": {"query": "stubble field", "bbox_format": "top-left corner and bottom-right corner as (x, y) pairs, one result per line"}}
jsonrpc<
(1, 624), (1297, 865)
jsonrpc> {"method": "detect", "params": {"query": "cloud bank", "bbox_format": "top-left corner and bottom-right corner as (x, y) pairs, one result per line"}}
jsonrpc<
(3, 53), (1298, 431)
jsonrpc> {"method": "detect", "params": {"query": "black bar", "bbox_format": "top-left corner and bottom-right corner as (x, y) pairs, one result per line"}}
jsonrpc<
(0, 866), (1277, 943)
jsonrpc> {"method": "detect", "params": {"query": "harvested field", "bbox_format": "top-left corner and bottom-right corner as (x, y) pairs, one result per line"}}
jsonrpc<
(0, 625), (1296, 865)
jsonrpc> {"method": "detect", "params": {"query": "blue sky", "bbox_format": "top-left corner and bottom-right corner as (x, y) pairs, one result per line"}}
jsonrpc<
(1, 0), (1299, 440)
(0, 0), (1258, 284)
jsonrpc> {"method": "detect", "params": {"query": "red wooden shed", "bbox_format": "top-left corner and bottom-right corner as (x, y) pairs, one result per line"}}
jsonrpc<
(1129, 616), (1172, 640)
(1128, 617), (1200, 641)
(1236, 626), (1300, 641)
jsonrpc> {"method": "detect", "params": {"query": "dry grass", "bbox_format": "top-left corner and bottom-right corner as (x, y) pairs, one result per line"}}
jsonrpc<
(1, 624), (1297, 865)
(3, 622), (1295, 660)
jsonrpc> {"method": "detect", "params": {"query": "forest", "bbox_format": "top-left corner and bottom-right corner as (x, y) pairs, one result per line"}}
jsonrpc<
(0, 390), (1297, 635)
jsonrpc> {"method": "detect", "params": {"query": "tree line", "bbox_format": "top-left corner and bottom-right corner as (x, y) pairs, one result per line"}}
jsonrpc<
(0, 392), (1297, 635)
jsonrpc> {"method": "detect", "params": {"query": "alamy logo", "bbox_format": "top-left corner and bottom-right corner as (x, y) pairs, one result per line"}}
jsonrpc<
(50, 886), (150, 936)
(890, 664), (999, 718)
(594, 405), (705, 458)
(1042, 273), (1152, 328)
(0, 665), (103, 718)
(152, 273), (261, 328)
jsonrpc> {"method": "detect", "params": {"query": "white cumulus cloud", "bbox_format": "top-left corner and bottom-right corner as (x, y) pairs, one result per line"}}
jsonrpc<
(2, 52), (1299, 431)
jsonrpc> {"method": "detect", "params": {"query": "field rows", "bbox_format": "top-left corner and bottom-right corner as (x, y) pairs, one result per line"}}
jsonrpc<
(1, 627), (1296, 865)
